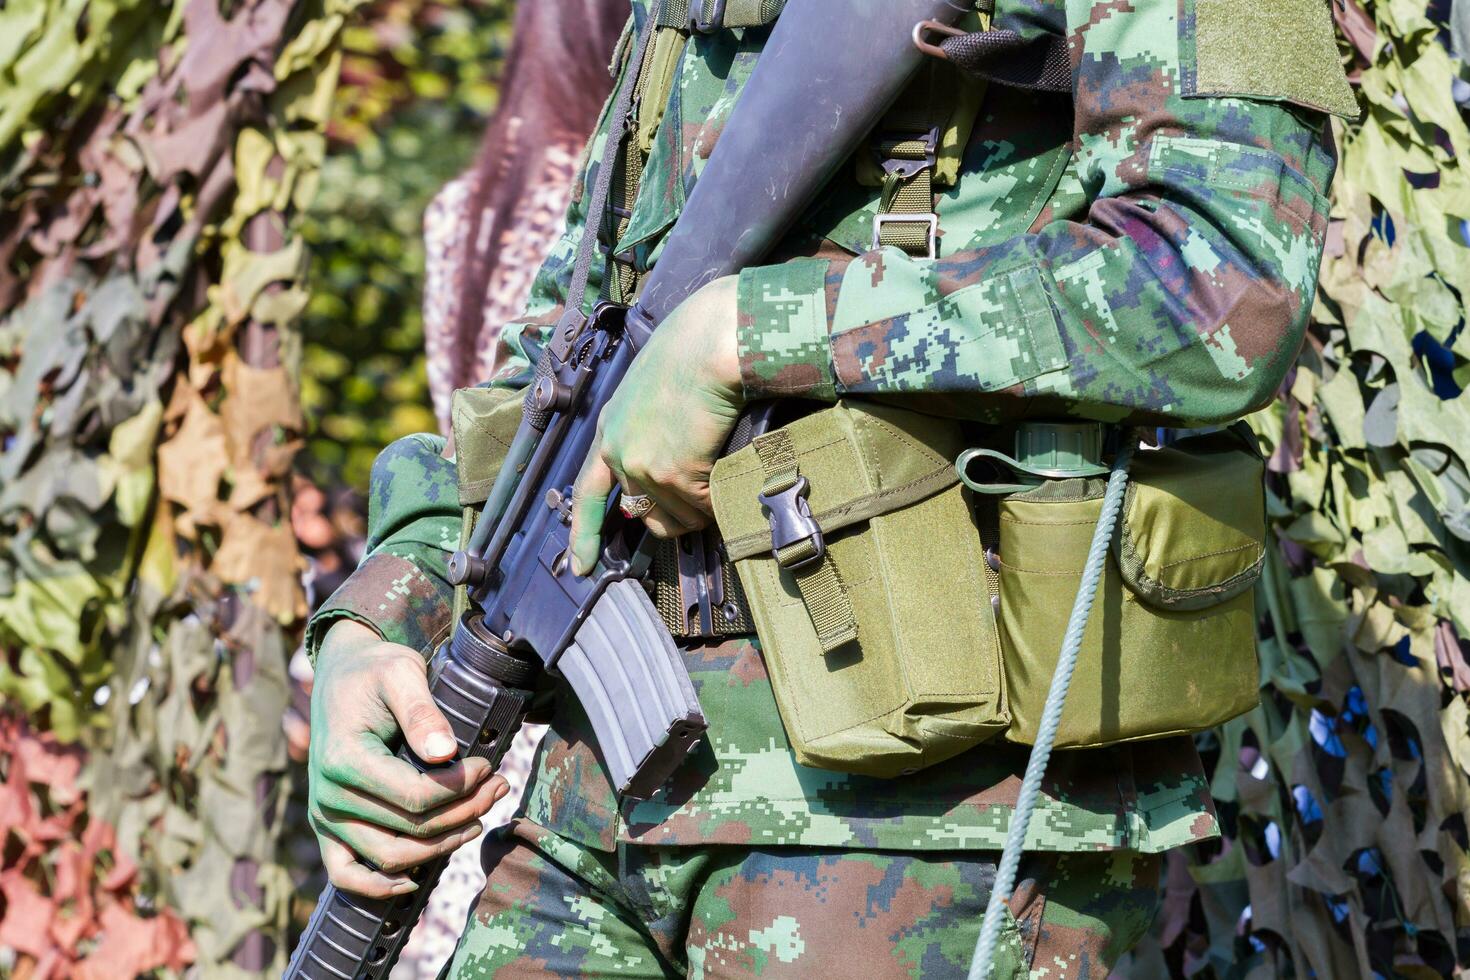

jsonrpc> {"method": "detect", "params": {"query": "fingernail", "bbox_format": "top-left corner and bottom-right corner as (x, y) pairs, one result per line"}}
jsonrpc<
(461, 823), (484, 842)
(492, 781), (510, 800)
(474, 765), (494, 785)
(389, 879), (418, 895)
(425, 732), (456, 758)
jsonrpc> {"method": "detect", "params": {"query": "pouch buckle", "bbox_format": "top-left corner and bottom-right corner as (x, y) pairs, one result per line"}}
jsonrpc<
(759, 476), (825, 571)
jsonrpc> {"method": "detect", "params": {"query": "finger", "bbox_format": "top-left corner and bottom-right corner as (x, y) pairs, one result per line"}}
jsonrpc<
(644, 492), (707, 535)
(379, 658), (459, 763)
(640, 503), (684, 539)
(620, 465), (711, 526)
(318, 828), (416, 898)
(317, 774), (510, 839)
(325, 741), (494, 814)
(330, 815), (486, 875)
(570, 448), (616, 576)
(616, 474), (704, 537)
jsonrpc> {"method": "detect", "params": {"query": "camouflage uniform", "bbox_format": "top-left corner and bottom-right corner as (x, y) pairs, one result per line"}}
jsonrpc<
(308, 0), (1346, 975)
(443, 816), (1163, 978)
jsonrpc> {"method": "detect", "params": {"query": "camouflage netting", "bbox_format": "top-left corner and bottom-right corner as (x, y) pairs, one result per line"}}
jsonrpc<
(0, 0), (363, 974)
(1130, 2), (1470, 976)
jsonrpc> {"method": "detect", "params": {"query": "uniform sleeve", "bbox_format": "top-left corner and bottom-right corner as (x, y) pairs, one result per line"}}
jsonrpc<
(735, 2), (1339, 427)
(305, 434), (463, 663)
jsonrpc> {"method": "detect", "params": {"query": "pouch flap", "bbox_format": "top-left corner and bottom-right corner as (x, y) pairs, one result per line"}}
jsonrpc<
(1184, 0), (1359, 119)
(1115, 428), (1266, 611)
(451, 385), (525, 507)
(712, 401), (964, 562)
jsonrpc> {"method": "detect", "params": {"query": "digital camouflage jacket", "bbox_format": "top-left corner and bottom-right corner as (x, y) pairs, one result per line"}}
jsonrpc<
(308, 0), (1349, 854)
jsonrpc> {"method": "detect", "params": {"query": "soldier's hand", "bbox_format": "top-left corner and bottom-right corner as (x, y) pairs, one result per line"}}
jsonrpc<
(569, 275), (745, 574)
(307, 619), (510, 897)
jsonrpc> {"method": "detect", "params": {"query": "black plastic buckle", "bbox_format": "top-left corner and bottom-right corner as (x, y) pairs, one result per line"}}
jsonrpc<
(689, 0), (727, 33)
(758, 476), (825, 571)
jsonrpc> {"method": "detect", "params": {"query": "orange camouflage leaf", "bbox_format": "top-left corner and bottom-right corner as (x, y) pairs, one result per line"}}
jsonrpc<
(156, 391), (228, 529)
(211, 512), (308, 622)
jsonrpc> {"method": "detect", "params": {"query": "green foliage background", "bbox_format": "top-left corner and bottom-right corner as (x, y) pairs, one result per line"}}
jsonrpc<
(299, 0), (512, 490)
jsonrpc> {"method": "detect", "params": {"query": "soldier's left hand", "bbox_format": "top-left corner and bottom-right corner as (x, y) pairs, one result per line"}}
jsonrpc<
(570, 275), (744, 574)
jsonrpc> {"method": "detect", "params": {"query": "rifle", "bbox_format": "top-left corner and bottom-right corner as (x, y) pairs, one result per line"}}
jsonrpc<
(286, 1), (970, 976)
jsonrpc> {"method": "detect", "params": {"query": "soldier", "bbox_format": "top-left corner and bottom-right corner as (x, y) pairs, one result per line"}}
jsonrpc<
(303, 0), (1352, 975)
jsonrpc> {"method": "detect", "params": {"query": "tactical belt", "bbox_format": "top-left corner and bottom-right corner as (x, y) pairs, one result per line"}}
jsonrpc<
(648, 530), (757, 639)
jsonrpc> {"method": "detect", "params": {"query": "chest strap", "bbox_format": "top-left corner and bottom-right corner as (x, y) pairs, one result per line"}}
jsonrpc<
(873, 115), (942, 258)
(753, 429), (859, 653)
(864, 56), (986, 259)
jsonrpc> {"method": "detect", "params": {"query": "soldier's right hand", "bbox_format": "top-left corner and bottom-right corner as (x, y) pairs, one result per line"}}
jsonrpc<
(308, 619), (509, 898)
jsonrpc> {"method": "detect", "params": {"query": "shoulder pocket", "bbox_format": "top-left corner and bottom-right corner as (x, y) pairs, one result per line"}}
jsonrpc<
(1180, 0), (1359, 119)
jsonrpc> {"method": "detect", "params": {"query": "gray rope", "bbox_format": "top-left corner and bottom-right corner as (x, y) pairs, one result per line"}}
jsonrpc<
(967, 433), (1137, 979)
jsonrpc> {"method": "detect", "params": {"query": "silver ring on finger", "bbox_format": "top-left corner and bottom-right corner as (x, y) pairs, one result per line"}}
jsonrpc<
(619, 493), (655, 520)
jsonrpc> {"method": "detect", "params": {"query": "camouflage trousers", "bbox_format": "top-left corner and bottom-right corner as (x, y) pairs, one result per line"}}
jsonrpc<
(442, 819), (1162, 978)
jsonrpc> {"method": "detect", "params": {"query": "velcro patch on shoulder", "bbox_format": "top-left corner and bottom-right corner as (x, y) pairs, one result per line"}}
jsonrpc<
(1182, 0), (1359, 119)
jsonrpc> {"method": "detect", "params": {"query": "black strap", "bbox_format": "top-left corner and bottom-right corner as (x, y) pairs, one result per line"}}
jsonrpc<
(940, 29), (1071, 94)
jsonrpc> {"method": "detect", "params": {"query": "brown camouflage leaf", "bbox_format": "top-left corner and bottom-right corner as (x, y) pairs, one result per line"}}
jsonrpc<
(220, 352), (305, 510)
(210, 513), (307, 622)
(1333, 0), (1379, 64)
(156, 391), (228, 529)
(220, 353), (304, 452)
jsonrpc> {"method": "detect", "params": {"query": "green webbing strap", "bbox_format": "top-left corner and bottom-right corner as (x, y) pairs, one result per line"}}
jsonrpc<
(609, 142), (645, 303)
(607, 20), (664, 305)
(752, 431), (859, 653)
(871, 76), (944, 258)
(656, 0), (787, 29)
(876, 134), (938, 257)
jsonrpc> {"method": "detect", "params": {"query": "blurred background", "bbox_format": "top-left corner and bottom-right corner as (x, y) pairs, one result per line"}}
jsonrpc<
(2, 0), (1470, 977)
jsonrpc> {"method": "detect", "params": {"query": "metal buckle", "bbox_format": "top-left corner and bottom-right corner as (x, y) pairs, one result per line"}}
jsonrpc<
(875, 125), (940, 179)
(689, 0), (727, 33)
(872, 213), (939, 259)
(758, 476), (825, 571)
(912, 19), (966, 61)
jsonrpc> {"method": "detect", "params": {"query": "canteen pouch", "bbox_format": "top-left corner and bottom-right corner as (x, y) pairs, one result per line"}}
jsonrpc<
(998, 427), (1265, 748)
(710, 401), (1009, 777)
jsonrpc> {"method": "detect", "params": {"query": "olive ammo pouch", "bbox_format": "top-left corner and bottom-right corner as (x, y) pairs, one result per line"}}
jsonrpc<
(709, 401), (1264, 777)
